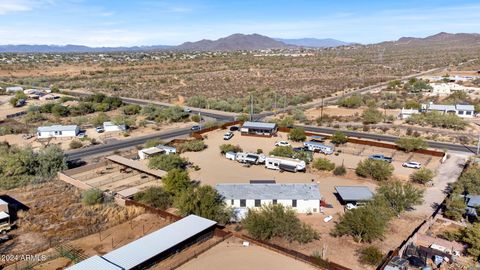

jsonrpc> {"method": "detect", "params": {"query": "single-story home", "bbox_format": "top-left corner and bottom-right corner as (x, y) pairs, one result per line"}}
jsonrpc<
(138, 145), (176, 160)
(335, 186), (374, 204)
(37, 125), (80, 139)
(103, 121), (127, 132)
(399, 108), (420, 119)
(240, 121), (277, 137)
(421, 103), (475, 118)
(428, 83), (480, 96)
(5, 86), (23, 93)
(216, 183), (322, 220)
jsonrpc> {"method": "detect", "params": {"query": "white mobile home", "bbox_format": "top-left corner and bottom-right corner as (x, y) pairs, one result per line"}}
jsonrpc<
(37, 125), (79, 139)
(421, 103), (475, 118)
(399, 108), (420, 119)
(265, 156), (306, 172)
(216, 183), (322, 220)
(103, 121), (126, 132)
(5, 86), (23, 93)
(236, 152), (266, 164)
(303, 141), (334, 154)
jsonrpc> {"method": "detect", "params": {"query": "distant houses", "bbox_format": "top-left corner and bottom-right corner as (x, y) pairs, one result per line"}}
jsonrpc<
(428, 83), (480, 96)
(420, 103), (475, 118)
(37, 125), (80, 139)
(216, 182), (322, 220)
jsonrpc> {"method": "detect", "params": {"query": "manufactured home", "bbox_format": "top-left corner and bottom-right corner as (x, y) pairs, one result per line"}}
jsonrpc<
(420, 103), (475, 118)
(103, 121), (127, 132)
(265, 156), (306, 172)
(37, 125), (79, 139)
(216, 183), (322, 220)
(240, 121), (277, 137)
(303, 141), (334, 154)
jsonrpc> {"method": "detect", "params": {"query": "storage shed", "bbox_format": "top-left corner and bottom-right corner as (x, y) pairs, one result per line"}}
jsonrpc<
(103, 121), (127, 132)
(240, 121), (277, 137)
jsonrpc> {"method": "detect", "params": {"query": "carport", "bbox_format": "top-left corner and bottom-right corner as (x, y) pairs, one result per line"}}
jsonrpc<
(335, 186), (374, 204)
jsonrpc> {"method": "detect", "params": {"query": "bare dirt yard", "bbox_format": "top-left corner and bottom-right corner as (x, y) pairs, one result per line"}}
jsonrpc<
(177, 237), (316, 270)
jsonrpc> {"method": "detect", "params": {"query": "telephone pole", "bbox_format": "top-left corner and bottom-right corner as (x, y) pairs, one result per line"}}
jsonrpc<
(250, 93), (253, 121)
(320, 97), (324, 125)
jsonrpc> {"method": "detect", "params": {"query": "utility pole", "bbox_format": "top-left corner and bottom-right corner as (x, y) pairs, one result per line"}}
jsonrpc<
(250, 93), (253, 121)
(274, 91), (277, 115)
(320, 97), (324, 125)
(477, 133), (480, 155)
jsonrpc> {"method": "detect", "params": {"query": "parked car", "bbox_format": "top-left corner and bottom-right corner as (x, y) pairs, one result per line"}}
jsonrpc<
(293, 146), (308, 152)
(95, 126), (104, 133)
(223, 132), (234, 140)
(77, 131), (86, 139)
(275, 141), (291, 147)
(183, 108), (192, 113)
(229, 126), (240, 132)
(191, 125), (201, 131)
(368, 154), (393, 163)
(402, 161), (422, 169)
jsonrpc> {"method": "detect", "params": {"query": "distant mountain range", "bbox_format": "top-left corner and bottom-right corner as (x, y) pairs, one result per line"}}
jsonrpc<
(0, 32), (478, 53)
(274, 38), (351, 48)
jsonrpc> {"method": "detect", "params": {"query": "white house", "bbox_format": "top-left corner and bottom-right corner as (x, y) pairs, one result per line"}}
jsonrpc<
(103, 121), (126, 132)
(399, 108), (420, 119)
(5, 86), (23, 93)
(428, 83), (480, 96)
(138, 145), (176, 160)
(216, 183), (322, 220)
(421, 103), (475, 118)
(37, 125), (79, 139)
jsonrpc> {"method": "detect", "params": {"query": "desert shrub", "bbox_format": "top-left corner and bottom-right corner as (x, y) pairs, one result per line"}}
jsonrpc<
(122, 104), (141, 115)
(331, 131), (348, 145)
(288, 127), (306, 142)
(219, 144), (242, 154)
(82, 188), (104, 205)
(406, 111), (467, 130)
(362, 107), (383, 124)
(355, 159), (394, 181)
(134, 186), (172, 210)
(190, 114), (201, 122)
(144, 139), (164, 148)
(148, 154), (187, 171)
(358, 246), (383, 266)
(69, 140), (83, 149)
(276, 116), (294, 128)
(178, 140), (206, 152)
(444, 195), (466, 221)
(410, 168), (434, 184)
(243, 204), (319, 243)
(333, 165), (347, 176)
(312, 158), (335, 171)
(338, 95), (363, 108)
(396, 137), (427, 152)
(376, 180), (424, 215)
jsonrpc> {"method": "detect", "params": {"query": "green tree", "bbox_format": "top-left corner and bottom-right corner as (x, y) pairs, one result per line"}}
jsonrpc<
(361, 107), (383, 124)
(410, 168), (434, 184)
(444, 195), (466, 221)
(190, 114), (201, 122)
(243, 204), (319, 243)
(338, 95), (363, 108)
(161, 168), (192, 196)
(51, 104), (70, 117)
(269, 146), (294, 158)
(334, 200), (392, 242)
(288, 127), (306, 142)
(175, 185), (232, 224)
(91, 112), (110, 127)
(358, 246), (384, 266)
(134, 186), (172, 210)
(396, 137), (427, 152)
(122, 104), (141, 115)
(462, 223), (480, 258)
(355, 159), (394, 181)
(148, 154), (187, 171)
(219, 144), (242, 154)
(276, 116), (294, 128)
(452, 166), (480, 195)
(178, 140), (206, 152)
(333, 165), (347, 176)
(36, 145), (66, 179)
(331, 131), (348, 145)
(376, 181), (424, 215)
(312, 158), (335, 171)
(82, 188), (103, 205)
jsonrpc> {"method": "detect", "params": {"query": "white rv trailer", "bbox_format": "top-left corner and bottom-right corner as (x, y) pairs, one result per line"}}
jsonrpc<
(236, 152), (266, 164)
(265, 156), (306, 172)
(303, 141), (334, 155)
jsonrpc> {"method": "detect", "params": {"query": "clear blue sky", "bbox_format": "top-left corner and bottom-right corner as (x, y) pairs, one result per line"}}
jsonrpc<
(1, 0), (479, 46)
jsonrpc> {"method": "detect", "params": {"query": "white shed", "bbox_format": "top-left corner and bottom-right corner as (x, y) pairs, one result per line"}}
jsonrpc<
(37, 125), (79, 139)
(5, 86), (23, 93)
(103, 121), (126, 132)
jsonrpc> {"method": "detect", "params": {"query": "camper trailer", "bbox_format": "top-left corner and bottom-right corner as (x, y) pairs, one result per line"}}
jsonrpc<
(236, 152), (266, 164)
(265, 156), (306, 172)
(303, 141), (334, 155)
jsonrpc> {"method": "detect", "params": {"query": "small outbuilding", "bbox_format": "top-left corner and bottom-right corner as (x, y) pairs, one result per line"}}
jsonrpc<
(240, 121), (277, 137)
(37, 125), (80, 139)
(103, 121), (127, 132)
(335, 186), (374, 204)
(5, 86), (23, 93)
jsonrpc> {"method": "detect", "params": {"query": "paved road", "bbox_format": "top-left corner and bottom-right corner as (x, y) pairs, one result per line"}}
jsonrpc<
(65, 127), (192, 160)
(298, 124), (477, 154)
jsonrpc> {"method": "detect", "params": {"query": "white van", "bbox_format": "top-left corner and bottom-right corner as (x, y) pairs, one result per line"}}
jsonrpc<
(265, 156), (306, 172)
(225, 151), (237, 161)
(303, 141), (334, 155)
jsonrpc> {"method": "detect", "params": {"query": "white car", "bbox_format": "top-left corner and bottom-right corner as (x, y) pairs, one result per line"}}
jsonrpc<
(275, 141), (290, 147)
(402, 161), (422, 169)
(345, 203), (358, 210)
(223, 132), (234, 140)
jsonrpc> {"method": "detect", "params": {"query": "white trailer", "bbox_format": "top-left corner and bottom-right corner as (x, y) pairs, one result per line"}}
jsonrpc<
(303, 141), (334, 155)
(236, 152), (265, 164)
(265, 156), (306, 172)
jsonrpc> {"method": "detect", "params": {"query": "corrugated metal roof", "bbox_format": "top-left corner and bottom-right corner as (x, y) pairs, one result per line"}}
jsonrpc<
(456, 104), (475, 111)
(242, 121), (277, 130)
(37, 125), (78, 132)
(216, 183), (321, 200)
(103, 121), (126, 128)
(102, 215), (216, 270)
(0, 211), (9, 219)
(157, 145), (176, 151)
(141, 147), (164, 155)
(467, 195), (480, 207)
(428, 104), (456, 111)
(66, 255), (123, 270)
(335, 186), (374, 202)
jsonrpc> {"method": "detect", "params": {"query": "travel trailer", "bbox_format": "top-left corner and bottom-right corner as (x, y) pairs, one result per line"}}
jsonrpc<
(265, 156), (306, 172)
(236, 152), (266, 164)
(303, 141), (334, 155)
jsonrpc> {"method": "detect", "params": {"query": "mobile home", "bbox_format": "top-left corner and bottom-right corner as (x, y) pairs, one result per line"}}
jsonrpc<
(37, 125), (79, 139)
(265, 156), (306, 172)
(303, 141), (334, 155)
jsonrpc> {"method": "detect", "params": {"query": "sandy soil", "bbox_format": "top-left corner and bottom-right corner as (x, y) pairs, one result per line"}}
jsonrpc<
(177, 237), (316, 270)
(304, 105), (400, 120)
